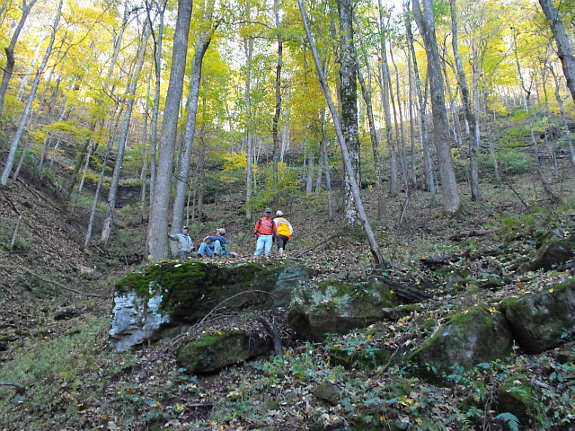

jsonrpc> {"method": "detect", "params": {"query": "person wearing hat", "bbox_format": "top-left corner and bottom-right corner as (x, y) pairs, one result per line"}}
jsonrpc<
(197, 228), (228, 257)
(254, 208), (277, 256)
(168, 225), (194, 260)
(273, 210), (293, 256)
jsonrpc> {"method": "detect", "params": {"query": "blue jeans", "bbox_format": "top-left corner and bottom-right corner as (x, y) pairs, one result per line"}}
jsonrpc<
(255, 235), (273, 256)
(198, 240), (222, 257)
(178, 251), (187, 260)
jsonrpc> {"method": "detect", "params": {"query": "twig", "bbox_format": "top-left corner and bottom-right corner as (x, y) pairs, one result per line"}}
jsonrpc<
(10, 215), (21, 250)
(292, 233), (344, 257)
(505, 182), (530, 211)
(21, 267), (110, 298)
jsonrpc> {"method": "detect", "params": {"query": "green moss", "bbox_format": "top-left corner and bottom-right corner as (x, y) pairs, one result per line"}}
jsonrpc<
(544, 277), (575, 294)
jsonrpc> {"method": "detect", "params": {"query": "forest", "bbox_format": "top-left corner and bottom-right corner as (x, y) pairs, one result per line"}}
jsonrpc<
(0, 0), (574, 429)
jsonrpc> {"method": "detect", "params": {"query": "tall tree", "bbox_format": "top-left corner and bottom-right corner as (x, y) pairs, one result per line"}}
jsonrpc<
(449, 0), (480, 201)
(412, 0), (460, 215)
(147, 0), (193, 261)
(537, 0), (575, 103)
(0, 0), (39, 115)
(101, 18), (151, 245)
(1, 0), (63, 185)
(337, 0), (361, 225)
(298, 0), (386, 266)
(170, 0), (218, 248)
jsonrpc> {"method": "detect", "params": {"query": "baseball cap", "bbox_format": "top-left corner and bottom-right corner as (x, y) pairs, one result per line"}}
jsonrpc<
(264, 208), (272, 213)
(217, 228), (226, 235)
(276, 210), (283, 216)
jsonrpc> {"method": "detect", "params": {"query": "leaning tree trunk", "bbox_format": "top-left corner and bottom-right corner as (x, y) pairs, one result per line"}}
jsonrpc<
(0, 0), (39, 115)
(412, 0), (460, 215)
(298, 0), (387, 267)
(537, 0), (575, 103)
(1, 0), (63, 185)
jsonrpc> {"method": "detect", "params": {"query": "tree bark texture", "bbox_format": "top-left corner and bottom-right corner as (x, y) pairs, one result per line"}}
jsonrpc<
(412, 0), (460, 215)
(537, 0), (575, 103)
(147, 0), (192, 260)
(338, 0), (361, 225)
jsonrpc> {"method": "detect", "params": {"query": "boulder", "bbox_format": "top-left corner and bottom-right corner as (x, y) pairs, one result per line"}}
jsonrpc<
(178, 327), (272, 374)
(287, 279), (398, 341)
(518, 231), (575, 272)
(500, 278), (575, 354)
(409, 305), (513, 383)
(109, 260), (311, 351)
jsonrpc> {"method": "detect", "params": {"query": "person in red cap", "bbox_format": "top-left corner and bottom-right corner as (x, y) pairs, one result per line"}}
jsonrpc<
(254, 208), (277, 256)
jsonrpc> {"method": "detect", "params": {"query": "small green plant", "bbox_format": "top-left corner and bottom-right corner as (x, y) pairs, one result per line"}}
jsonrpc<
(496, 412), (520, 431)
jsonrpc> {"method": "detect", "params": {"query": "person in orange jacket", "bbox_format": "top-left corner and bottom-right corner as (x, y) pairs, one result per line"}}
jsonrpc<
(254, 208), (277, 256)
(273, 210), (293, 256)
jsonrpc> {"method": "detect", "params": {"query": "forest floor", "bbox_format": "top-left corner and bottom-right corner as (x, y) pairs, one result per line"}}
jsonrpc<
(0, 160), (574, 430)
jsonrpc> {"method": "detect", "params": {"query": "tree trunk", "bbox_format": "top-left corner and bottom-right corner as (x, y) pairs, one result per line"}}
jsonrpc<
(298, 0), (387, 267)
(537, 0), (575, 103)
(353, 14), (386, 219)
(147, 0), (193, 261)
(449, 0), (481, 201)
(244, 36), (254, 220)
(412, 0), (460, 215)
(170, 5), (217, 250)
(376, 1), (398, 198)
(101, 22), (151, 245)
(1, 0), (63, 185)
(405, 6), (435, 198)
(338, 0), (361, 226)
(146, 0), (167, 206)
(271, 0), (283, 191)
(0, 0), (39, 114)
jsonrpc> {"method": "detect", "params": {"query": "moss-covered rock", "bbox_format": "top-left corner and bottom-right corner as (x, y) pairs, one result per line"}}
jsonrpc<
(287, 279), (397, 341)
(177, 327), (272, 373)
(496, 377), (541, 428)
(518, 231), (575, 273)
(110, 260), (311, 350)
(500, 277), (575, 354)
(409, 305), (513, 384)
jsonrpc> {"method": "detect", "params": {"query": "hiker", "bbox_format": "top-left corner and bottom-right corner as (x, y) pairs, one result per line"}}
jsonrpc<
(254, 208), (277, 256)
(197, 228), (228, 257)
(273, 210), (293, 256)
(168, 225), (194, 260)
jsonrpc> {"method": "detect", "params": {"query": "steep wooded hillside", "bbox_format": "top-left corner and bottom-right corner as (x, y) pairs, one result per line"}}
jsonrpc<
(0, 149), (574, 430)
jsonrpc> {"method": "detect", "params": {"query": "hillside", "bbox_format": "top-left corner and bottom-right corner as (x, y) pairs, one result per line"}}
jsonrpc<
(0, 156), (574, 430)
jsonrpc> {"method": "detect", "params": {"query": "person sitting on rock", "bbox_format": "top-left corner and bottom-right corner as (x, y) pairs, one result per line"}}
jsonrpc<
(197, 228), (228, 257)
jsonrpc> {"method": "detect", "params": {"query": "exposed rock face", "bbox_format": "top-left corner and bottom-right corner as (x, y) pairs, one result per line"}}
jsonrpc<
(409, 305), (514, 383)
(500, 278), (575, 354)
(109, 287), (170, 352)
(109, 260), (311, 352)
(287, 279), (398, 341)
